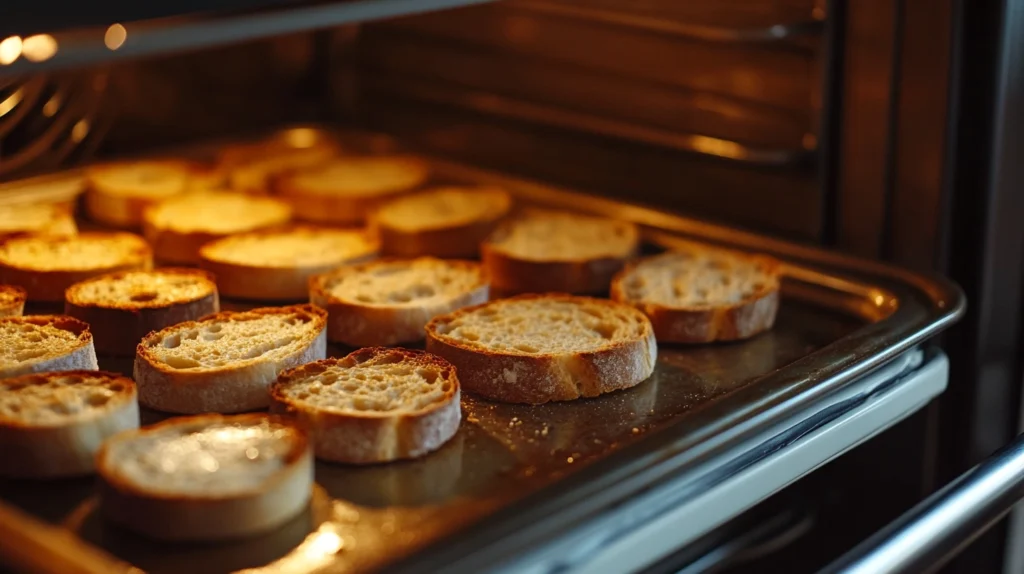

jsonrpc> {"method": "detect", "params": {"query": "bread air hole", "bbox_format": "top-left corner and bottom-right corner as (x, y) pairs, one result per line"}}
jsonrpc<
(416, 368), (439, 385)
(515, 343), (539, 353)
(594, 323), (617, 339)
(165, 356), (201, 369)
(162, 334), (181, 349)
(441, 382), (452, 392)
(87, 393), (110, 407)
(129, 292), (158, 302)
(15, 349), (46, 361)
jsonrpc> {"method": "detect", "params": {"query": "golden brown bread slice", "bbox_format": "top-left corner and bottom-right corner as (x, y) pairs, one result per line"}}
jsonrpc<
(84, 160), (226, 227)
(64, 268), (220, 356)
(0, 371), (139, 478)
(219, 130), (341, 194)
(426, 294), (657, 404)
(0, 202), (77, 243)
(0, 232), (153, 302)
(96, 413), (313, 541)
(611, 248), (781, 343)
(0, 315), (99, 378)
(0, 285), (26, 318)
(271, 347), (461, 464)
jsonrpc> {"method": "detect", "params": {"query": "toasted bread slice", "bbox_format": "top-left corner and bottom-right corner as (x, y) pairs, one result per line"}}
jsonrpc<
(0, 316), (98, 378)
(0, 371), (139, 478)
(426, 294), (656, 404)
(481, 210), (639, 295)
(271, 347), (461, 463)
(310, 258), (489, 347)
(199, 226), (378, 301)
(142, 191), (292, 264)
(84, 160), (226, 228)
(374, 187), (512, 258)
(0, 285), (26, 318)
(0, 202), (77, 243)
(0, 233), (152, 302)
(611, 248), (781, 343)
(65, 269), (220, 357)
(97, 414), (313, 541)
(275, 155), (429, 224)
(134, 304), (327, 414)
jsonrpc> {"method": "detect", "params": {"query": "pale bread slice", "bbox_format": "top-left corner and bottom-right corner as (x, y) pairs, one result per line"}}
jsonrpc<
(65, 268), (220, 357)
(0, 285), (26, 318)
(134, 304), (327, 414)
(426, 294), (657, 404)
(96, 413), (313, 541)
(271, 347), (461, 464)
(374, 187), (512, 258)
(219, 131), (341, 194)
(0, 232), (152, 302)
(0, 371), (139, 478)
(0, 202), (77, 243)
(0, 315), (99, 378)
(199, 226), (378, 301)
(310, 257), (489, 347)
(84, 160), (226, 227)
(611, 248), (781, 343)
(481, 210), (639, 295)
(275, 155), (429, 224)
(142, 191), (292, 264)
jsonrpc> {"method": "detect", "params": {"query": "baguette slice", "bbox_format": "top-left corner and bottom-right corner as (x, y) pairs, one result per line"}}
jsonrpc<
(0, 202), (77, 243)
(426, 294), (656, 404)
(84, 160), (226, 227)
(65, 269), (220, 357)
(374, 187), (512, 258)
(275, 155), (429, 224)
(134, 304), (327, 414)
(199, 227), (378, 301)
(0, 285), (26, 318)
(271, 347), (461, 463)
(481, 210), (639, 295)
(310, 258), (489, 347)
(0, 371), (139, 478)
(143, 192), (292, 264)
(96, 414), (313, 541)
(611, 248), (781, 343)
(0, 316), (99, 378)
(0, 232), (153, 302)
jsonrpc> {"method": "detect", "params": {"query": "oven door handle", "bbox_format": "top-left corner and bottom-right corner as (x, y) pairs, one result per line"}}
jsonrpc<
(820, 432), (1024, 574)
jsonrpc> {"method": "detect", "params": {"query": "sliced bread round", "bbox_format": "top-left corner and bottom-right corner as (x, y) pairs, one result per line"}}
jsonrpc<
(611, 249), (781, 343)
(271, 347), (461, 464)
(199, 226), (378, 301)
(96, 414), (313, 541)
(134, 304), (327, 414)
(0, 285), (26, 318)
(0, 371), (139, 478)
(0, 315), (98, 378)
(426, 294), (657, 404)
(65, 269), (220, 357)
(0, 202), (77, 243)
(310, 257), (489, 347)
(85, 160), (226, 227)
(0, 232), (153, 302)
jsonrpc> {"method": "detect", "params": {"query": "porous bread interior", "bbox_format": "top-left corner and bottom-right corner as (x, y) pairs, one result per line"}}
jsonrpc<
(67, 270), (214, 308)
(89, 161), (192, 197)
(203, 228), (376, 267)
(0, 373), (130, 425)
(0, 203), (70, 235)
(278, 350), (454, 413)
(0, 286), (22, 305)
(376, 187), (509, 231)
(325, 258), (482, 306)
(286, 156), (425, 196)
(146, 192), (290, 234)
(0, 319), (83, 369)
(0, 234), (147, 272)
(106, 417), (298, 496)
(619, 250), (778, 308)
(490, 211), (636, 261)
(143, 310), (320, 370)
(432, 297), (648, 354)
(228, 146), (337, 192)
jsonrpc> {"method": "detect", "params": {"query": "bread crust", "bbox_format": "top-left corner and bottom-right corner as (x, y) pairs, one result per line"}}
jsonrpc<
(374, 188), (512, 258)
(0, 371), (139, 478)
(64, 269), (220, 357)
(425, 294), (657, 404)
(133, 304), (327, 414)
(270, 348), (461, 464)
(0, 285), (26, 318)
(0, 315), (99, 378)
(96, 413), (313, 541)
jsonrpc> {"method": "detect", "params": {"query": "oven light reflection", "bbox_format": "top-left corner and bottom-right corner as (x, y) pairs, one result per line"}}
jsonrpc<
(42, 94), (61, 117)
(0, 89), (23, 117)
(0, 36), (22, 65)
(71, 119), (90, 143)
(104, 24), (127, 50)
(283, 128), (318, 149)
(22, 35), (58, 62)
(690, 135), (749, 160)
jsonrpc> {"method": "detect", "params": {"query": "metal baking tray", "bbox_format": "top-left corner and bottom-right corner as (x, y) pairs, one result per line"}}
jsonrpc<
(0, 127), (964, 574)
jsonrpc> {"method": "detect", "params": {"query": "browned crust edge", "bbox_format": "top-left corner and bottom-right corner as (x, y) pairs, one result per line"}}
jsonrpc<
(0, 285), (26, 318)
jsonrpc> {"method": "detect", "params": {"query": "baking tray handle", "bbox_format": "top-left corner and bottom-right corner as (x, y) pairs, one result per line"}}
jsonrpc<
(820, 432), (1024, 574)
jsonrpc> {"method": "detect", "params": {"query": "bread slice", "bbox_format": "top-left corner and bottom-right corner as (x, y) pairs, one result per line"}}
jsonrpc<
(0, 202), (77, 243)
(0, 371), (139, 478)
(134, 304), (327, 414)
(374, 187), (512, 258)
(0, 285), (26, 318)
(142, 191), (292, 264)
(425, 294), (657, 404)
(481, 210), (639, 295)
(271, 347), (461, 463)
(0, 232), (153, 303)
(220, 132), (341, 194)
(275, 155), (429, 224)
(84, 160), (226, 227)
(0, 315), (99, 378)
(96, 413), (313, 541)
(199, 226), (378, 301)
(611, 248), (781, 343)
(65, 269), (220, 357)
(310, 258), (489, 347)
